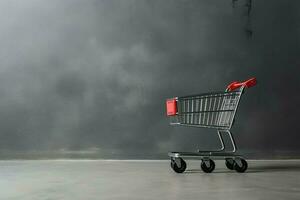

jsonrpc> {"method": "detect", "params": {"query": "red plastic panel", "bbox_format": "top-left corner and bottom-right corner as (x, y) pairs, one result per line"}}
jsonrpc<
(166, 98), (177, 116)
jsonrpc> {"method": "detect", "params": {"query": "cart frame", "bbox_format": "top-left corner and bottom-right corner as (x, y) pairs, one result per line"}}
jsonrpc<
(166, 78), (257, 173)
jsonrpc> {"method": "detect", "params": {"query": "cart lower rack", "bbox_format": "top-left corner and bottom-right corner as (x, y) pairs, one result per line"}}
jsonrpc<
(166, 77), (257, 173)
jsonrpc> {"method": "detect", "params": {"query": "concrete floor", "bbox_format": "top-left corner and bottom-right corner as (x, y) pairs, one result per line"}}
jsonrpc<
(0, 160), (300, 200)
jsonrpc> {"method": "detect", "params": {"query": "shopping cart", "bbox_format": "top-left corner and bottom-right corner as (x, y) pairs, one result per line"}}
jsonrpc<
(166, 77), (257, 173)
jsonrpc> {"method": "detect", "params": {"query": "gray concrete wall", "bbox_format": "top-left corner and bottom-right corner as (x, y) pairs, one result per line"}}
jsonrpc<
(0, 0), (299, 158)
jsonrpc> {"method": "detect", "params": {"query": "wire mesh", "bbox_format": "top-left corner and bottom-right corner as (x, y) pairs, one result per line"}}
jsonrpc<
(169, 91), (242, 129)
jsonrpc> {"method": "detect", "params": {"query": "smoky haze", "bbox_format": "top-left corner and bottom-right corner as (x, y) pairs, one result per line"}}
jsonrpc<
(0, 0), (299, 158)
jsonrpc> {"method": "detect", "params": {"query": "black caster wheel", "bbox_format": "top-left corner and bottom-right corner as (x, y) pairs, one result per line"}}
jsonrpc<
(170, 157), (186, 173)
(233, 158), (248, 173)
(201, 158), (215, 173)
(225, 158), (235, 170)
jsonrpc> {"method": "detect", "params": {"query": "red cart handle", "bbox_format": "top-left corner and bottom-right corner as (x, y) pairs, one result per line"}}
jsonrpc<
(227, 77), (257, 91)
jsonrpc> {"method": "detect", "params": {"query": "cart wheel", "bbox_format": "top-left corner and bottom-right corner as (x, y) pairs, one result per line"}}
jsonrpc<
(225, 158), (235, 170)
(233, 158), (248, 173)
(170, 158), (186, 173)
(201, 159), (215, 173)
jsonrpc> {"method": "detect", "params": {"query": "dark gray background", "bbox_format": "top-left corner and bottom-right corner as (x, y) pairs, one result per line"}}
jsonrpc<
(0, 0), (299, 159)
